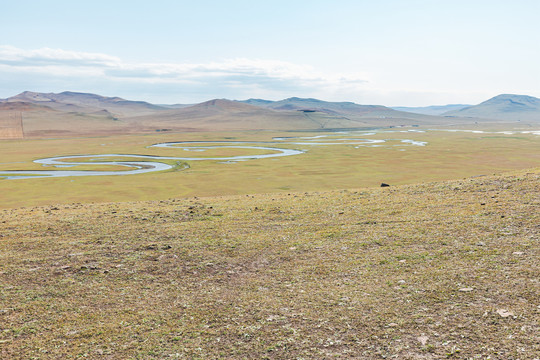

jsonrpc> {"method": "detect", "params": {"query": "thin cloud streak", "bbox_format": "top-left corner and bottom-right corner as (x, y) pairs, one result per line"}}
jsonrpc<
(0, 46), (368, 102)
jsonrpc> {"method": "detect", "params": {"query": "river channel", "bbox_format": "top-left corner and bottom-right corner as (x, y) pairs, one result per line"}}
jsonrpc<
(8, 128), (534, 180)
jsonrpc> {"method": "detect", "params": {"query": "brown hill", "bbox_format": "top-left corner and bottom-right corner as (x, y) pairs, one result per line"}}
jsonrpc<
(0, 101), (54, 112)
(123, 98), (377, 131)
(240, 97), (469, 127)
(5, 91), (166, 117)
(259, 97), (388, 115)
(1, 91), (522, 138)
(444, 94), (540, 121)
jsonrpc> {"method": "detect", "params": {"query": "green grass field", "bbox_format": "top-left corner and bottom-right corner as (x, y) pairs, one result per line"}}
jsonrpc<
(0, 125), (539, 208)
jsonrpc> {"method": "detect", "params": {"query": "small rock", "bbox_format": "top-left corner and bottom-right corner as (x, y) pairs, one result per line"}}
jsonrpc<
(497, 309), (514, 318)
(417, 335), (429, 346)
(459, 287), (474, 292)
(387, 323), (398, 327)
(398, 280), (406, 284)
(512, 251), (524, 255)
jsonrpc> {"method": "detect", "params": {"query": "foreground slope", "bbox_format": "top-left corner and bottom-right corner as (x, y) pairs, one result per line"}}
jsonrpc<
(1, 169), (538, 359)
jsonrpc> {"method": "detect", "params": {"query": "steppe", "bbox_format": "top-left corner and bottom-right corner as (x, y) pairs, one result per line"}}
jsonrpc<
(1, 169), (538, 358)
(0, 91), (538, 359)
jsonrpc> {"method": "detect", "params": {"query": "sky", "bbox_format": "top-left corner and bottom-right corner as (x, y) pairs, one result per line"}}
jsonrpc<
(1, 0), (539, 106)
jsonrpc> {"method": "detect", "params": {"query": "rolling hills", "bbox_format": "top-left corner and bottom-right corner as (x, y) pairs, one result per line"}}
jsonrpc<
(4, 91), (165, 117)
(444, 94), (540, 121)
(123, 97), (441, 132)
(1, 91), (539, 139)
(240, 96), (449, 123)
(242, 97), (389, 115)
(0, 92), (444, 137)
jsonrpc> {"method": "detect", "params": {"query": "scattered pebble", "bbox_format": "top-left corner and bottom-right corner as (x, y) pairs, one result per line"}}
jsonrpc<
(512, 251), (524, 255)
(497, 309), (514, 318)
(459, 287), (474, 292)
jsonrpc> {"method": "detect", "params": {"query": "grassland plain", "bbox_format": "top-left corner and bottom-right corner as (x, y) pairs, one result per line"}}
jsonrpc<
(0, 168), (538, 359)
(0, 125), (539, 208)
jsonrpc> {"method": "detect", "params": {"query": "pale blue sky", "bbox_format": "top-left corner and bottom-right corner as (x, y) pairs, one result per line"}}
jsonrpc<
(1, 0), (539, 106)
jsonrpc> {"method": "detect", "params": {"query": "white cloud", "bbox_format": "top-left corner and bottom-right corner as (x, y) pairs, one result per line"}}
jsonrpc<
(0, 46), (369, 102)
(0, 45), (121, 67)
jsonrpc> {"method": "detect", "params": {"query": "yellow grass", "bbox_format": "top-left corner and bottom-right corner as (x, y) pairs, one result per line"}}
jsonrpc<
(0, 169), (538, 358)
(0, 125), (539, 208)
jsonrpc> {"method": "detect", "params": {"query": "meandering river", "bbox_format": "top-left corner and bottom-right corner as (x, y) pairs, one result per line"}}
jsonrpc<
(0, 142), (305, 180)
(1, 128), (536, 180)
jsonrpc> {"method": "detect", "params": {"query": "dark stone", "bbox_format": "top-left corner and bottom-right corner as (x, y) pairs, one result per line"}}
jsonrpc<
(380, 183), (390, 187)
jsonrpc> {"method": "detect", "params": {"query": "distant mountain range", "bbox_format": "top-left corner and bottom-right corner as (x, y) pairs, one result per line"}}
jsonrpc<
(1, 91), (538, 138)
(124, 97), (444, 132)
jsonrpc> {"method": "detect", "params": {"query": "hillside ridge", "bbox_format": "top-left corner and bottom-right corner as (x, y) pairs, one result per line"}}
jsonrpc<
(444, 93), (540, 121)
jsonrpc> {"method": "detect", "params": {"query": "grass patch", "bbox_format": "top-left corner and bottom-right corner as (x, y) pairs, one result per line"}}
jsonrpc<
(0, 127), (539, 209)
(0, 169), (538, 358)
